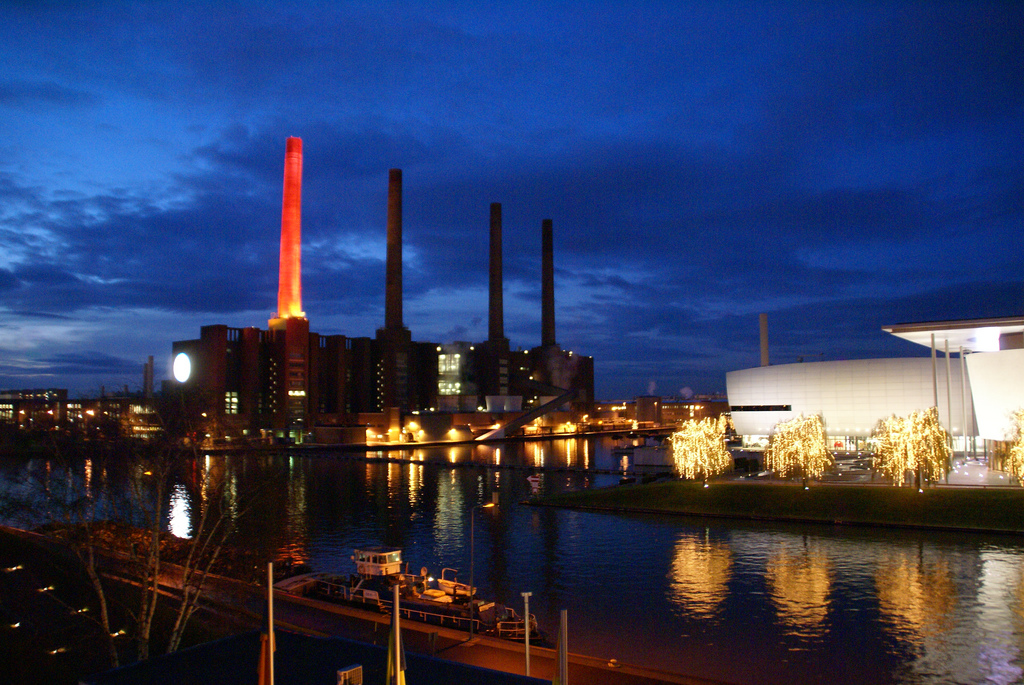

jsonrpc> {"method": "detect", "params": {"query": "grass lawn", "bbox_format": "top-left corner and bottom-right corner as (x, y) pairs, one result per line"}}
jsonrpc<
(538, 480), (1024, 533)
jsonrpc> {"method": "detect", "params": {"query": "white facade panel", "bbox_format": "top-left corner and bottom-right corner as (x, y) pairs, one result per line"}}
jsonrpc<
(727, 358), (974, 439)
(964, 349), (1024, 441)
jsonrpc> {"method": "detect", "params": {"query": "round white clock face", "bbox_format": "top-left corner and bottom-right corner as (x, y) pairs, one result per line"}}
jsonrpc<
(172, 352), (192, 383)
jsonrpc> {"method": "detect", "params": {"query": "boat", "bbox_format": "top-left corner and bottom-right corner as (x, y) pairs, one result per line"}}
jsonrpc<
(274, 546), (540, 642)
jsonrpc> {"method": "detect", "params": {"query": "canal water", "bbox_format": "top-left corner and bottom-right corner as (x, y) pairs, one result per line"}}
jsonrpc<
(8, 437), (1024, 684)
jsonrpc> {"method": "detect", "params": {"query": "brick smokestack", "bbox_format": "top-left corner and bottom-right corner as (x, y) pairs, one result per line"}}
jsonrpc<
(385, 169), (403, 331)
(489, 203), (504, 342)
(541, 218), (556, 347)
(277, 137), (304, 319)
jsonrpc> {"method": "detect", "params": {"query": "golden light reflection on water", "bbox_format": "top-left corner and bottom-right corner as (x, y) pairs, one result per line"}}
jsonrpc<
(433, 468), (466, 557)
(387, 462), (400, 495)
(875, 549), (956, 640)
(1014, 566), (1024, 628)
(765, 543), (831, 637)
(279, 458), (310, 566)
(533, 444), (545, 468)
(408, 463), (423, 507)
(364, 462), (376, 499)
(669, 531), (732, 618)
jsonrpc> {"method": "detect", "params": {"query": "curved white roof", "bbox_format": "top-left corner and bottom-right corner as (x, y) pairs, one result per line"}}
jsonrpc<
(883, 316), (1024, 352)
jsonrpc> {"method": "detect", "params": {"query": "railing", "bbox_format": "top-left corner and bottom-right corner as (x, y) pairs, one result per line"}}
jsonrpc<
(310, 579), (483, 632)
(495, 613), (536, 640)
(393, 604), (480, 633)
(307, 578), (542, 638)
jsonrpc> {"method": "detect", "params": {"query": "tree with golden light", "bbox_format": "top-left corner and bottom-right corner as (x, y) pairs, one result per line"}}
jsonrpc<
(764, 414), (832, 487)
(669, 416), (732, 485)
(1004, 409), (1024, 484)
(872, 406), (949, 487)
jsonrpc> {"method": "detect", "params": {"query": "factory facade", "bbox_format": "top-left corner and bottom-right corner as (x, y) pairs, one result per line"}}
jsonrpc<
(169, 139), (593, 441)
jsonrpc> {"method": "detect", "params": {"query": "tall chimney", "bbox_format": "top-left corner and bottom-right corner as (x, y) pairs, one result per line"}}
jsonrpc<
(385, 169), (403, 331)
(488, 203), (504, 342)
(143, 355), (154, 399)
(759, 313), (770, 367)
(276, 137), (304, 319)
(541, 218), (556, 347)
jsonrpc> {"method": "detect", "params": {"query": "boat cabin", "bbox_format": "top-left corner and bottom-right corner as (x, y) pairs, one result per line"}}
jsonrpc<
(352, 547), (403, 576)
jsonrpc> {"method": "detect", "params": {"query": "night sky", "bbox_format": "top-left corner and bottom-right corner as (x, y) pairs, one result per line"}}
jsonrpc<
(1, 2), (1021, 401)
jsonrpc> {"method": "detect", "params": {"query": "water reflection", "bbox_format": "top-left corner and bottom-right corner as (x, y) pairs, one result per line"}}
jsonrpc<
(168, 483), (191, 539)
(875, 547), (956, 642)
(668, 529), (731, 618)
(969, 549), (1024, 685)
(408, 462), (423, 507)
(765, 539), (831, 640)
(9, 439), (1024, 685)
(432, 468), (465, 559)
(280, 457), (310, 565)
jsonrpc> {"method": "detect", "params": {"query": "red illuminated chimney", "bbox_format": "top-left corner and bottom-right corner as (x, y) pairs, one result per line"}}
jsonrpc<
(276, 137), (304, 320)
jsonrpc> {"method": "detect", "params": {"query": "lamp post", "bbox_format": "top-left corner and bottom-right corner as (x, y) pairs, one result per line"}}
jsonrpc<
(521, 591), (532, 676)
(469, 499), (496, 638)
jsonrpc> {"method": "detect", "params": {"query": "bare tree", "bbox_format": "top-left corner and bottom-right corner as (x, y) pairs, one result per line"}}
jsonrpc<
(0, 432), (126, 668)
(1, 406), (275, 667)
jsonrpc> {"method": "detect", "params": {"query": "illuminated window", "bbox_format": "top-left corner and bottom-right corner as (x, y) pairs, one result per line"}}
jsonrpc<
(225, 392), (239, 415)
(438, 381), (462, 396)
(438, 354), (461, 373)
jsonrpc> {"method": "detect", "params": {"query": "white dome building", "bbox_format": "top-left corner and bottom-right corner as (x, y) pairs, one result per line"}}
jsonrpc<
(726, 316), (1024, 460)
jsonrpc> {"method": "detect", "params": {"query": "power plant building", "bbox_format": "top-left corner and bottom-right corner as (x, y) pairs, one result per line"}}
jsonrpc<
(169, 139), (594, 441)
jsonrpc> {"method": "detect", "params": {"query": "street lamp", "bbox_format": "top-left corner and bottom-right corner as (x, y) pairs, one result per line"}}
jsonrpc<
(469, 498), (497, 638)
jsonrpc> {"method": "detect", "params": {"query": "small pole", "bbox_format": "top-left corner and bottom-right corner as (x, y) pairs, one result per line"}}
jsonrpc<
(559, 609), (569, 685)
(393, 583), (401, 681)
(267, 562), (275, 685)
(521, 591), (532, 676)
(468, 500), (496, 640)
(469, 506), (476, 639)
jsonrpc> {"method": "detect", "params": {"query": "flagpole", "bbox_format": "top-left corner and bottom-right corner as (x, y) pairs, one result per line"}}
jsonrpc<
(558, 609), (568, 685)
(267, 562), (274, 685)
(393, 584), (401, 681)
(521, 591), (532, 676)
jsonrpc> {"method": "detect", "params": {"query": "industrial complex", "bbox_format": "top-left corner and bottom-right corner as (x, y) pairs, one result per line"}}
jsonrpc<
(3, 139), (1021, 464)
(167, 138), (594, 443)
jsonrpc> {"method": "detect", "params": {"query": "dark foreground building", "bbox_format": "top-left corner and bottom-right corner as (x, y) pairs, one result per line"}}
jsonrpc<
(81, 629), (544, 685)
(169, 139), (593, 442)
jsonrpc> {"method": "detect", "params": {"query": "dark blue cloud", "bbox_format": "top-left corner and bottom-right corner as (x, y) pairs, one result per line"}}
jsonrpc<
(0, 1), (1021, 399)
(0, 80), (97, 106)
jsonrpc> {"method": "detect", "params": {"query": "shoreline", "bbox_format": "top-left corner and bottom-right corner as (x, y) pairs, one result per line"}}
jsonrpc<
(533, 480), (1024, 535)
